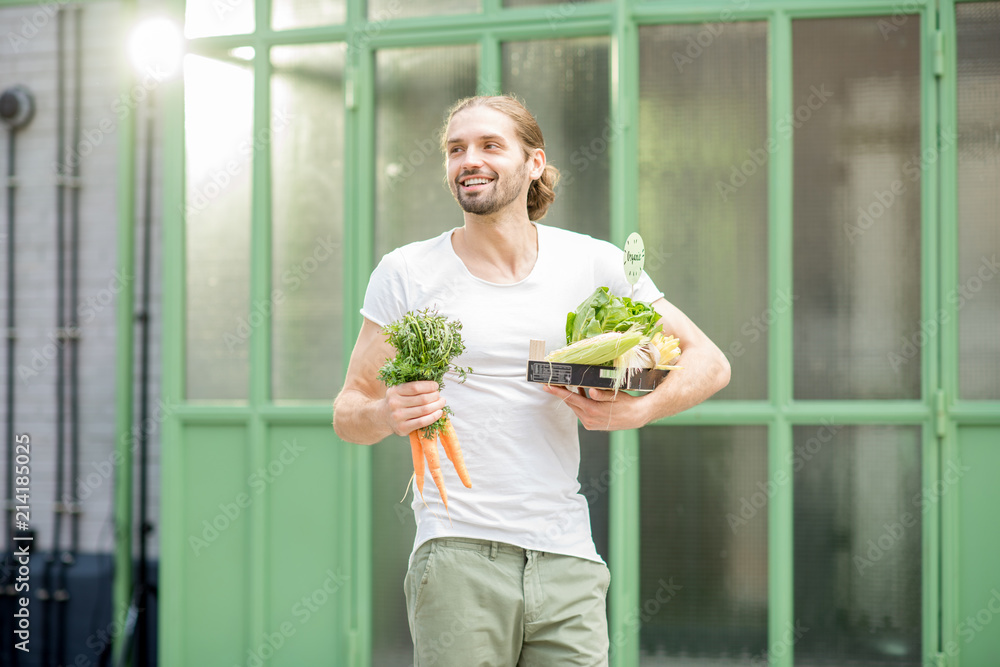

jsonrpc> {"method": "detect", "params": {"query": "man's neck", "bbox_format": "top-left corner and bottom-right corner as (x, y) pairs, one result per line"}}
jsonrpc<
(452, 214), (538, 284)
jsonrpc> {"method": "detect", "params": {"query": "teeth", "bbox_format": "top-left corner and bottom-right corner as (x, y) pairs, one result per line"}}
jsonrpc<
(463, 178), (490, 186)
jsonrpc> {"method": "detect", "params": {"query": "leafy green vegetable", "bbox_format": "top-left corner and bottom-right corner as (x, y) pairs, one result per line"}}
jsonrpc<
(565, 286), (662, 344)
(378, 308), (471, 435)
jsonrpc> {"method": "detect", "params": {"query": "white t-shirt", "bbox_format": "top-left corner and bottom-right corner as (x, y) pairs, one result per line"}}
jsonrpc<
(361, 222), (663, 564)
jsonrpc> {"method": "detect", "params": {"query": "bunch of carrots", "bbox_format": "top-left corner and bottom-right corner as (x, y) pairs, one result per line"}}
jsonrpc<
(377, 309), (472, 517)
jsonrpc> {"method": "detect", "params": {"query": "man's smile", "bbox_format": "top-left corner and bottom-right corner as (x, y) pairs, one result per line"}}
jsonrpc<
(458, 173), (495, 191)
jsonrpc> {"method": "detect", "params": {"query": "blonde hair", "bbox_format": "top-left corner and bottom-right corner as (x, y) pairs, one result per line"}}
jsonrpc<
(441, 95), (560, 221)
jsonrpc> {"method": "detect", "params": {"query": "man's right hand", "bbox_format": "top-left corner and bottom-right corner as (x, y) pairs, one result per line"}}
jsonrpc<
(335, 318), (449, 445)
(384, 381), (446, 436)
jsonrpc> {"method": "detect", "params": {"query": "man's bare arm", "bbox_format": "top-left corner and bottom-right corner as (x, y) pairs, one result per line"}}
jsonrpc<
(333, 318), (446, 445)
(541, 297), (731, 430)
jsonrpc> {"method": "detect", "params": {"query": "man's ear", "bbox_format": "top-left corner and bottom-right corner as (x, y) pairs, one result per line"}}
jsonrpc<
(530, 147), (546, 180)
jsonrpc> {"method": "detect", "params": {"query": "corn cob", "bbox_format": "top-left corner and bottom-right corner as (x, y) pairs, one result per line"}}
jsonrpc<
(544, 331), (644, 366)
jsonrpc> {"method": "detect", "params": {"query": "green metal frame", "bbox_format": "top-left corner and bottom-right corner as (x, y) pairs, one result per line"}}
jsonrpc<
(112, 4), (138, 666)
(80, 0), (996, 664)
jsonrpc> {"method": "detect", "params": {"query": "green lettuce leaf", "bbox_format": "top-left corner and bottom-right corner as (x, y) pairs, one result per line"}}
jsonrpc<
(565, 286), (662, 344)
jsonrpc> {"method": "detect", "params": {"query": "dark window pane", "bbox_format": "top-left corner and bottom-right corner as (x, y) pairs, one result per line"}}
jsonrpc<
(639, 425), (768, 663)
(270, 44), (345, 400)
(371, 434), (418, 666)
(578, 430), (610, 563)
(794, 425), (922, 666)
(639, 22), (769, 400)
(956, 2), (1000, 400)
(374, 45), (478, 258)
(503, 36), (611, 240)
(792, 17), (922, 400)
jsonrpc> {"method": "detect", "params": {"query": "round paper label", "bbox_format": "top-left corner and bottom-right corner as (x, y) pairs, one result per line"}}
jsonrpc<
(623, 232), (645, 285)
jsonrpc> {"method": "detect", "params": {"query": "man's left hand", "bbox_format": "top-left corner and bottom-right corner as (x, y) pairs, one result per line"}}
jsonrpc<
(540, 384), (650, 431)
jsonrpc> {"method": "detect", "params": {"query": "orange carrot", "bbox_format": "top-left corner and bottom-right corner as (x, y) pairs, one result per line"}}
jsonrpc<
(409, 431), (425, 500)
(439, 418), (471, 489)
(419, 428), (449, 516)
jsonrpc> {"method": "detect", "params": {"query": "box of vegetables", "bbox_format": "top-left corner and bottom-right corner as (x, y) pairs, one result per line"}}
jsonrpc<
(526, 286), (682, 392)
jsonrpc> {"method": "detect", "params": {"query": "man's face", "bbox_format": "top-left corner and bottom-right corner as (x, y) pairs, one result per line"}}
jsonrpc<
(444, 106), (536, 218)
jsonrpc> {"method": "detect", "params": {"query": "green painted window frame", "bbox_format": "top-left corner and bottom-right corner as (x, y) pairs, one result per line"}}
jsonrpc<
(89, 0), (998, 664)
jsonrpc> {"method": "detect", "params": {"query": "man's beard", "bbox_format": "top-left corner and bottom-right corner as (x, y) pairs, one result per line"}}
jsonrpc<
(451, 160), (529, 217)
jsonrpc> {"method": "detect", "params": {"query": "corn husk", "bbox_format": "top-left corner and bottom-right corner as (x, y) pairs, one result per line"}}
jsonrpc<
(544, 330), (644, 366)
(544, 329), (683, 391)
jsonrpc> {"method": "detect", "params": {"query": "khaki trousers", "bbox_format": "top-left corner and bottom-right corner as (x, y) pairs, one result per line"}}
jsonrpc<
(404, 537), (611, 667)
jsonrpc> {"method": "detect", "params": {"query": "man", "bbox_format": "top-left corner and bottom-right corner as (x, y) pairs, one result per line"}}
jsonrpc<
(333, 95), (730, 666)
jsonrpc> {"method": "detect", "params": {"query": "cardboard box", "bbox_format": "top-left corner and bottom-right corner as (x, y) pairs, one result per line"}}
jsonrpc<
(525, 339), (669, 392)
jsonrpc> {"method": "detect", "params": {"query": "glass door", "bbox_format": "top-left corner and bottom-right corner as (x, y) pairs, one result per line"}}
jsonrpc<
(636, 10), (929, 667)
(160, 1), (1000, 666)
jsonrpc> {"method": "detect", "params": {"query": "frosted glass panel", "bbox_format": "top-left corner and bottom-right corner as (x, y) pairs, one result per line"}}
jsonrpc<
(505, 0), (603, 8)
(792, 17), (922, 400)
(503, 37), (611, 239)
(639, 426), (768, 664)
(956, 2), (1000, 400)
(638, 23), (769, 400)
(185, 55), (253, 400)
(185, 0), (253, 38)
(794, 425), (922, 666)
(270, 45), (345, 400)
(374, 45), (478, 257)
(272, 0), (345, 30)
(368, 0), (478, 20)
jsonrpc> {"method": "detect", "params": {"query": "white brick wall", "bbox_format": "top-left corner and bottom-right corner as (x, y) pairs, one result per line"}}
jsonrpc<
(1, 1), (163, 559)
